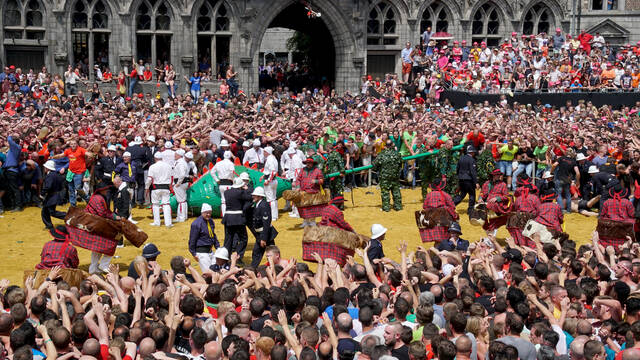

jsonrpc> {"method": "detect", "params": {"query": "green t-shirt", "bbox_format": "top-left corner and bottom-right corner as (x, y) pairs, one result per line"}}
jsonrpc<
(499, 144), (518, 161)
(534, 145), (549, 169)
(168, 112), (183, 120)
(400, 131), (416, 156)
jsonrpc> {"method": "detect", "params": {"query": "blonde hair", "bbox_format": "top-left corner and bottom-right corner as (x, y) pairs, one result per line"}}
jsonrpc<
(466, 316), (487, 342)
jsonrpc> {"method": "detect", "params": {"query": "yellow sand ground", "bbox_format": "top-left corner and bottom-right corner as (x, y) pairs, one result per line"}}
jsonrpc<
(0, 188), (598, 285)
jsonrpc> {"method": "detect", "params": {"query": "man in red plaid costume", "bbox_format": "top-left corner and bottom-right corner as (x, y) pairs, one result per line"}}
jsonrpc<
(509, 176), (541, 248)
(67, 183), (122, 274)
(318, 196), (354, 232)
(480, 169), (511, 232)
(599, 186), (635, 249)
(295, 157), (326, 227)
(534, 190), (563, 234)
(420, 178), (458, 243)
(36, 225), (79, 269)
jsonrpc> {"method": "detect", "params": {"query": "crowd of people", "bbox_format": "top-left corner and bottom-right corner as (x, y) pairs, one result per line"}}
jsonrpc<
(2, 27), (640, 360)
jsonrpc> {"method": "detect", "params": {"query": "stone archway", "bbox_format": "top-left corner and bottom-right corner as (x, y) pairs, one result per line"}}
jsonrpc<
(242, 0), (365, 94)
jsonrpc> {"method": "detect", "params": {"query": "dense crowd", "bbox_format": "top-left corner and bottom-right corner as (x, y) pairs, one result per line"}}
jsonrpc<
(2, 27), (640, 360)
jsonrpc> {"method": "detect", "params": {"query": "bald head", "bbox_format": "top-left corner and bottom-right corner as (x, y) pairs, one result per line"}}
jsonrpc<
(623, 349), (640, 360)
(139, 337), (156, 357)
(456, 335), (472, 354)
(205, 341), (222, 360)
(570, 335), (590, 360)
(318, 342), (333, 358)
(82, 338), (100, 356)
(336, 313), (353, 334)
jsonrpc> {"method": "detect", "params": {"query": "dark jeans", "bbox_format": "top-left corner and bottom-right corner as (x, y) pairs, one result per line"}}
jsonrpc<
(454, 179), (476, 213)
(5, 171), (22, 209)
(42, 204), (66, 229)
(555, 181), (572, 212)
(135, 173), (146, 205)
(251, 233), (275, 267)
(224, 225), (248, 260)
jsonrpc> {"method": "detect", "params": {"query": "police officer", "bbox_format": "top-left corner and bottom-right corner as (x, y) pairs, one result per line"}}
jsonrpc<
(126, 136), (149, 208)
(173, 149), (190, 222)
(211, 150), (235, 216)
(454, 145), (478, 213)
(41, 160), (66, 230)
(94, 145), (121, 204)
(146, 152), (173, 227)
(115, 151), (137, 223)
(250, 187), (278, 267)
(112, 175), (130, 248)
(222, 177), (253, 265)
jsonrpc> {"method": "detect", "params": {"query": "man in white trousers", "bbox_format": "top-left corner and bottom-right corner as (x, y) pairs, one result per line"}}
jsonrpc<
(211, 150), (235, 215)
(146, 152), (173, 227)
(284, 146), (304, 217)
(189, 203), (220, 272)
(262, 146), (279, 220)
(173, 149), (190, 222)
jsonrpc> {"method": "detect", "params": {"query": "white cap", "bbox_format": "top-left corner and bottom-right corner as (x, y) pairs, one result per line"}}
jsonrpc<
(165, 141), (173, 149)
(371, 224), (388, 239)
(201, 203), (212, 213)
(107, 145), (117, 152)
(542, 171), (553, 179)
(214, 247), (229, 260)
(588, 165), (599, 174)
(147, 135), (156, 143)
(239, 172), (250, 181)
(264, 146), (273, 155)
(185, 152), (194, 159)
(253, 139), (261, 147)
(224, 150), (232, 159)
(576, 153), (587, 161)
(242, 140), (251, 147)
(133, 136), (142, 145)
(44, 160), (56, 171)
(252, 187), (266, 197)
(232, 177), (245, 188)
(176, 149), (185, 156)
(123, 151), (131, 158)
(154, 152), (163, 159)
(220, 139), (230, 147)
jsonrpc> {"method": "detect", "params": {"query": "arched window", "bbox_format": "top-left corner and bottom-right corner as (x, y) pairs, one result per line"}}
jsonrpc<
(523, 3), (553, 35)
(71, 0), (111, 78)
(196, 0), (232, 79)
(3, 0), (45, 40)
(420, 2), (450, 33)
(472, 3), (501, 46)
(135, 0), (173, 68)
(367, 1), (397, 46)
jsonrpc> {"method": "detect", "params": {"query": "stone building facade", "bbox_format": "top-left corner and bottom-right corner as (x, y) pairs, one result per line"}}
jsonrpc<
(0, 0), (638, 94)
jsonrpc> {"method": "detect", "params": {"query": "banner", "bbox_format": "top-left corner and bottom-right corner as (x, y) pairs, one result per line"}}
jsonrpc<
(439, 90), (640, 108)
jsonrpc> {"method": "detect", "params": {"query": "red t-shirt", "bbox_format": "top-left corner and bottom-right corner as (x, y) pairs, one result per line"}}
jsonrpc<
(64, 147), (87, 174)
(99, 344), (109, 360)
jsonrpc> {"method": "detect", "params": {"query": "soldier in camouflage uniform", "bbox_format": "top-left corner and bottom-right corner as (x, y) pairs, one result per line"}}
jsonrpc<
(372, 140), (403, 211)
(325, 143), (345, 208)
(436, 140), (460, 196)
(476, 147), (496, 185)
(417, 145), (438, 200)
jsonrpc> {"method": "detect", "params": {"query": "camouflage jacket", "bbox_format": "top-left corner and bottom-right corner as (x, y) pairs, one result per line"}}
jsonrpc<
(437, 147), (459, 177)
(325, 151), (345, 175)
(476, 149), (496, 184)
(372, 148), (403, 183)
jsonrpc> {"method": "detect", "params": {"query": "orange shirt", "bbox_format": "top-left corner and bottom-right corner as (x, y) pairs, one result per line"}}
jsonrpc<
(632, 73), (640, 88)
(64, 147), (87, 174)
(602, 69), (616, 80)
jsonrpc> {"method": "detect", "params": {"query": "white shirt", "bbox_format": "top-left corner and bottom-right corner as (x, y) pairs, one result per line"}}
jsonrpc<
(160, 149), (175, 167)
(243, 147), (264, 165)
(173, 158), (189, 183)
(286, 154), (304, 180)
(147, 160), (173, 188)
(65, 71), (80, 84)
(211, 159), (235, 181)
(263, 154), (278, 180)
